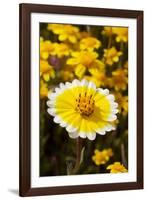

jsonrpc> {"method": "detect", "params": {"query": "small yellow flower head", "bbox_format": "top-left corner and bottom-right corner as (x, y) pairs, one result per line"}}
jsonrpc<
(47, 79), (118, 140)
(60, 70), (74, 81)
(107, 162), (128, 173)
(40, 80), (49, 99)
(92, 149), (113, 165)
(102, 27), (113, 36)
(80, 37), (101, 51)
(40, 60), (55, 82)
(51, 43), (71, 58)
(48, 24), (79, 44)
(78, 31), (91, 40)
(104, 47), (122, 66)
(67, 51), (104, 78)
(47, 24), (64, 34)
(85, 68), (106, 87)
(40, 39), (55, 60)
(108, 69), (128, 91)
(114, 93), (128, 115)
(112, 27), (128, 43)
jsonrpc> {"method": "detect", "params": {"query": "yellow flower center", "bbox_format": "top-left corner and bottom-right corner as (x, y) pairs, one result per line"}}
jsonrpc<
(76, 93), (95, 116)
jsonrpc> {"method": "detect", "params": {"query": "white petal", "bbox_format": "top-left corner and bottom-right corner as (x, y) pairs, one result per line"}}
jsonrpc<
(81, 79), (88, 87)
(87, 132), (96, 140)
(112, 102), (118, 108)
(65, 82), (72, 88)
(59, 82), (65, 89)
(66, 125), (77, 133)
(46, 100), (55, 107)
(68, 132), (79, 139)
(49, 93), (57, 100)
(96, 129), (106, 135)
(97, 88), (109, 95)
(60, 121), (68, 127)
(107, 115), (117, 121)
(47, 108), (56, 116)
(55, 87), (61, 93)
(54, 116), (62, 123)
(112, 109), (119, 114)
(79, 132), (86, 138)
(72, 79), (80, 87)
(88, 81), (96, 90)
(107, 94), (115, 101)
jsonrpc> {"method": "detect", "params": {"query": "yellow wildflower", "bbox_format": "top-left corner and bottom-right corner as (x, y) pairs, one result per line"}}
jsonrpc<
(51, 43), (70, 58)
(78, 31), (91, 40)
(40, 80), (49, 98)
(104, 47), (122, 66)
(80, 37), (101, 51)
(40, 39), (55, 60)
(86, 68), (106, 87)
(47, 24), (64, 34)
(112, 27), (128, 43)
(67, 51), (104, 78)
(92, 149), (113, 165)
(108, 69), (128, 91)
(60, 70), (74, 81)
(40, 60), (55, 81)
(47, 79), (118, 140)
(102, 27), (113, 36)
(48, 24), (79, 44)
(115, 93), (128, 115)
(107, 162), (128, 173)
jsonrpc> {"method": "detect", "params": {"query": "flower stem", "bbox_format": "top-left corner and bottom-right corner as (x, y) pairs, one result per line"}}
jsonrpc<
(107, 35), (112, 49)
(73, 137), (81, 174)
(121, 143), (127, 168)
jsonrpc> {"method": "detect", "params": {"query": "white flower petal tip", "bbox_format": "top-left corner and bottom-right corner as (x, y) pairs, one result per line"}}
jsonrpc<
(88, 81), (96, 90)
(81, 79), (88, 86)
(68, 131), (79, 139)
(66, 125), (77, 133)
(47, 108), (56, 116)
(72, 79), (81, 86)
(87, 133), (96, 140)
(97, 88), (109, 95)
(79, 132), (87, 138)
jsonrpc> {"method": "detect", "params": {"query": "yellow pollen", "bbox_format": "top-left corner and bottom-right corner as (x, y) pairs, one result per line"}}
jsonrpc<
(76, 93), (95, 116)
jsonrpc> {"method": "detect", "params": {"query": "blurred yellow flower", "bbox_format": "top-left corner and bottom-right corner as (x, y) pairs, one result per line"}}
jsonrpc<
(47, 24), (64, 34)
(67, 51), (104, 78)
(87, 68), (106, 87)
(40, 60), (55, 81)
(40, 80), (49, 98)
(112, 27), (128, 43)
(51, 43), (70, 58)
(102, 27), (113, 36)
(107, 162), (128, 173)
(109, 69), (128, 91)
(115, 93), (128, 115)
(92, 148), (113, 165)
(104, 47), (122, 66)
(47, 79), (118, 140)
(48, 24), (79, 44)
(40, 39), (55, 60)
(78, 31), (91, 40)
(80, 37), (101, 51)
(102, 27), (128, 43)
(60, 70), (74, 81)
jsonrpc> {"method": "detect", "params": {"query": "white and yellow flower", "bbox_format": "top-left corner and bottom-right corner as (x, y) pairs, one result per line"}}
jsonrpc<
(47, 79), (118, 140)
